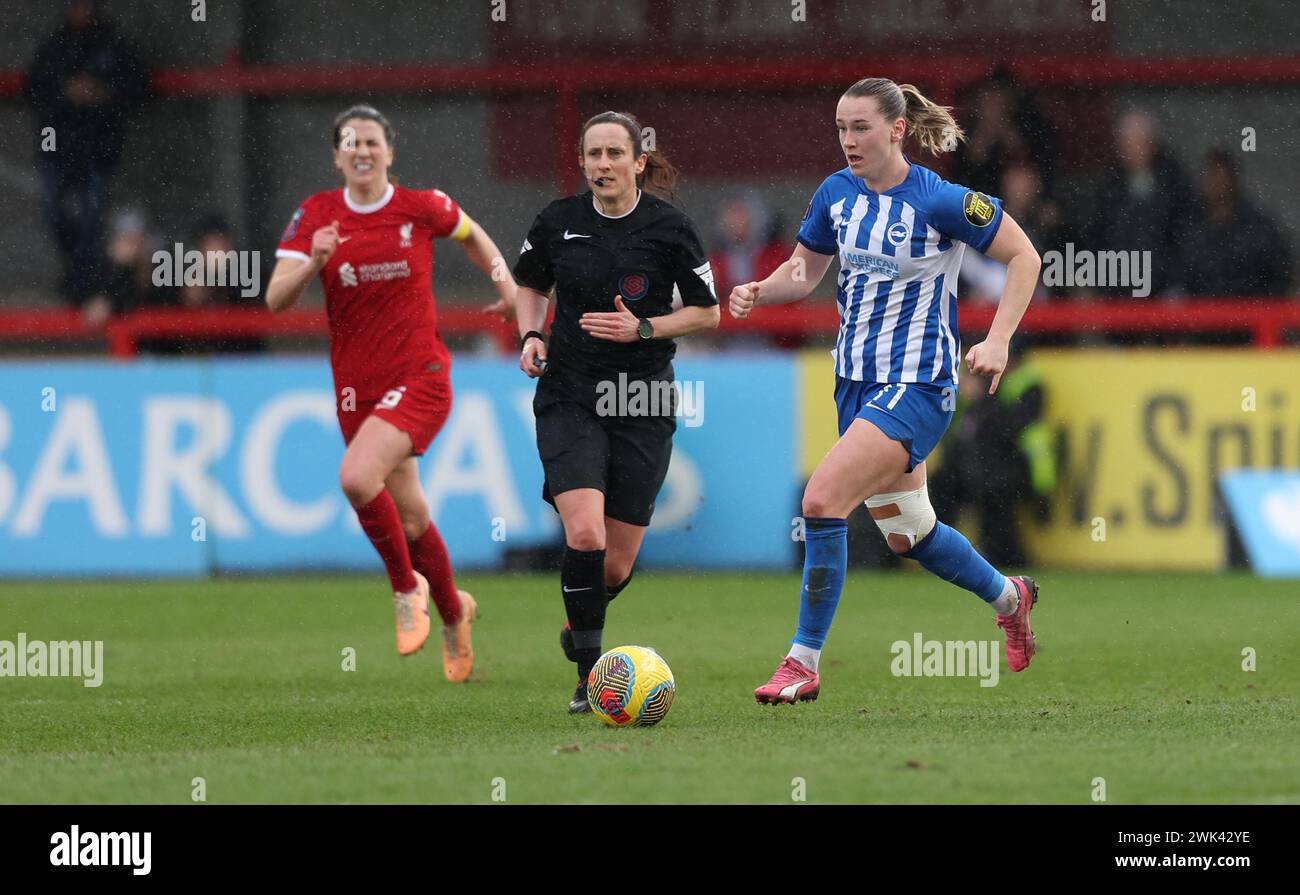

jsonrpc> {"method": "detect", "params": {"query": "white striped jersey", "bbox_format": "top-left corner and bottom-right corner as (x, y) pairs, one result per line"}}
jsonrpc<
(797, 163), (1003, 387)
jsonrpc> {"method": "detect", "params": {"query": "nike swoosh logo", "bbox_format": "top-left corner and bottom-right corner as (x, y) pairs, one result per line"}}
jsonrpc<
(563, 231), (591, 240)
(778, 678), (814, 699)
(562, 586), (592, 593)
(337, 236), (352, 243)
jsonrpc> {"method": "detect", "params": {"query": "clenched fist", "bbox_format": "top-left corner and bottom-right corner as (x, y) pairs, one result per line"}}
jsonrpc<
(729, 281), (761, 319)
(310, 220), (343, 269)
(964, 338), (1010, 395)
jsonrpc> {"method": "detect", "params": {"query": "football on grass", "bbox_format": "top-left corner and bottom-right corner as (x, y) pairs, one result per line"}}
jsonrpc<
(587, 645), (675, 727)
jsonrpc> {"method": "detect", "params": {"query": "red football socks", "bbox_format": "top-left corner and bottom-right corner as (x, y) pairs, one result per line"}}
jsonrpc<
(408, 521), (463, 625)
(354, 491), (419, 594)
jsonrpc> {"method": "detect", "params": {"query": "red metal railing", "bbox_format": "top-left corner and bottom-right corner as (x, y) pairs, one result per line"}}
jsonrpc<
(0, 300), (1295, 358)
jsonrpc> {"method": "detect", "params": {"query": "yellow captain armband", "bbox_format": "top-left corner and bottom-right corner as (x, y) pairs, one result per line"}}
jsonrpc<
(450, 211), (473, 241)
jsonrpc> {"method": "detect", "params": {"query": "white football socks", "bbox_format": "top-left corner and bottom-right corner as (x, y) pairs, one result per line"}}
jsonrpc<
(991, 577), (1020, 616)
(787, 643), (821, 673)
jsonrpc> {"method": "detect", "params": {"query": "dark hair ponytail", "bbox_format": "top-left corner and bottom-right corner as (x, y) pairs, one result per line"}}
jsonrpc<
(579, 110), (680, 203)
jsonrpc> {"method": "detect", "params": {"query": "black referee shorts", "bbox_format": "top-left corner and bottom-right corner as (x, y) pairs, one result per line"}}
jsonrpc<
(533, 363), (676, 527)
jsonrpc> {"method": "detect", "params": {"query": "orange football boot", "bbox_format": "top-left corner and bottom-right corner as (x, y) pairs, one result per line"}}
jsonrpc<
(393, 571), (431, 656)
(441, 589), (477, 682)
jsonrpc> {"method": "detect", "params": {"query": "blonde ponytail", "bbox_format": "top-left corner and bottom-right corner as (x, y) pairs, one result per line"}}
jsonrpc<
(898, 83), (965, 154)
(843, 77), (966, 155)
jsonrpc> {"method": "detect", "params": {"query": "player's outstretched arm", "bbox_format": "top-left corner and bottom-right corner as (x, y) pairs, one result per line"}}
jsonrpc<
(964, 211), (1041, 395)
(454, 214), (518, 321)
(728, 243), (834, 319)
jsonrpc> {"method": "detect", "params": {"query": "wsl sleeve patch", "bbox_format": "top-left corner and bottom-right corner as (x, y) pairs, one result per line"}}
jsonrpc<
(281, 207), (305, 242)
(963, 191), (996, 227)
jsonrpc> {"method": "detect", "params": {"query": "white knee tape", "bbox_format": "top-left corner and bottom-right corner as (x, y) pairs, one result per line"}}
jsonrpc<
(865, 485), (937, 553)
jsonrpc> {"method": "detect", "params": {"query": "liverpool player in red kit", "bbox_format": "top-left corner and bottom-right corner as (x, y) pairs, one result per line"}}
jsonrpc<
(265, 105), (517, 682)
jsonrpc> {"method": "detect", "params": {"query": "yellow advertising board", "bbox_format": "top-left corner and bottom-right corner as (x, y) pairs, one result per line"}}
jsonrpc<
(797, 349), (1300, 570)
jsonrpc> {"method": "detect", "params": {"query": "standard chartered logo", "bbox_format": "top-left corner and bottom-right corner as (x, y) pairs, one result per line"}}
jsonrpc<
(338, 260), (410, 287)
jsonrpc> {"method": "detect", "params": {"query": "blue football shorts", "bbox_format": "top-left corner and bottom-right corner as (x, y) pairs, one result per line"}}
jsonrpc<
(833, 378), (955, 472)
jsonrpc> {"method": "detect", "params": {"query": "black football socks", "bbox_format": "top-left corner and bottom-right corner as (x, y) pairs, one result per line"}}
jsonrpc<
(562, 547), (608, 681)
(606, 569), (634, 603)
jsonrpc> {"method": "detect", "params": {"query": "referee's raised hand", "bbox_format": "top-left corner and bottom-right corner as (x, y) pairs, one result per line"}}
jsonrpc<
(729, 281), (760, 319)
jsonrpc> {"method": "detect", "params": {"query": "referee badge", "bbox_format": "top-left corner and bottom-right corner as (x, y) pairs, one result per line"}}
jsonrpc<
(619, 272), (650, 302)
(963, 191), (996, 227)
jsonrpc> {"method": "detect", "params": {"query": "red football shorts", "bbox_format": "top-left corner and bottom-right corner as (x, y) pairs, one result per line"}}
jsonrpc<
(336, 369), (452, 456)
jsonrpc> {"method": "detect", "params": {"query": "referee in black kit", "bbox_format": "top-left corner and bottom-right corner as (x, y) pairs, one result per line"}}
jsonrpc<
(512, 111), (720, 714)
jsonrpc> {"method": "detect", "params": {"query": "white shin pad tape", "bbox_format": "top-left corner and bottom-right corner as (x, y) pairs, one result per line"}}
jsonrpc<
(865, 486), (937, 553)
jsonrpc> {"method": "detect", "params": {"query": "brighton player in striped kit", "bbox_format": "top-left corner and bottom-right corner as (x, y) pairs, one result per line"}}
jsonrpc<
(731, 78), (1044, 704)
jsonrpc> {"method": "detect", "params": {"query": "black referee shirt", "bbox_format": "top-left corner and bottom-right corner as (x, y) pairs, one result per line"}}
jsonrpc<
(513, 189), (718, 380)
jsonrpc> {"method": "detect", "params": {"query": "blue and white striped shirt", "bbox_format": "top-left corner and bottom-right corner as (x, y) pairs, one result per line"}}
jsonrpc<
(797, 163), (1003, 387)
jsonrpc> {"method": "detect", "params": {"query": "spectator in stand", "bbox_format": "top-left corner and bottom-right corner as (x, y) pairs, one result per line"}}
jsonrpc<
(708, 196), (788, 302)
(708, 196), (790, 348)
(179, 214), (243, 309)
(1086, 109), (1196, 298)
(84, 208), (160, 327)
(142, 213), (266, 354)
(1176, 149), (1292, 298)
(951, 67), (1058, 199)
(960, 160), (1061, 305)
(1001, 161), (1063, 263)
(930, 350), (1055, 568)
(26, 0), (149, 311)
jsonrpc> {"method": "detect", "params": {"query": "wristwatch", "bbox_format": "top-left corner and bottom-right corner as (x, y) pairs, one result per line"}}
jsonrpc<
(637, 318), (654, 340)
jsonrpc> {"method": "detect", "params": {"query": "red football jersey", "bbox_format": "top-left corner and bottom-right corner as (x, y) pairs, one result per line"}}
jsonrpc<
(276, 183), (467, 401)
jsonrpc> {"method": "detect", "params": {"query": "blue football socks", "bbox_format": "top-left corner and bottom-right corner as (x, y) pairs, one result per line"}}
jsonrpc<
(903, 521), (1006, 604)
(792, 517), (849, 650)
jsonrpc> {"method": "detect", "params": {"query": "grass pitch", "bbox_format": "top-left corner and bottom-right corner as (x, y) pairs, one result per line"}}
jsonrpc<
(0, 571), (1295, 804)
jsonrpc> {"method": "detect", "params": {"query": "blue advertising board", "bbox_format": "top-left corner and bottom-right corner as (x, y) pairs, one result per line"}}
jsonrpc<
(1220, 469), (1300, 578)
(0, 355), (797, 576)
